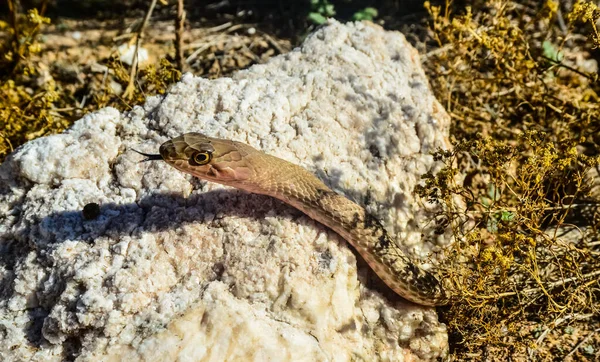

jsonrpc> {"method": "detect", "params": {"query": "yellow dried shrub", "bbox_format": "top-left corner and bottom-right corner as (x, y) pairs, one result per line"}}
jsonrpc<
(420, 0), (600, 359)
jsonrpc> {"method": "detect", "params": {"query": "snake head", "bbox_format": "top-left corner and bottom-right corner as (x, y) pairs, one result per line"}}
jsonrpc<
(159, 132), (254, 184)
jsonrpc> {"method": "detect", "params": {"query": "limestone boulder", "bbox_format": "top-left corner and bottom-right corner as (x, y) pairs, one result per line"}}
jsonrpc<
(0, 20), (450, 361)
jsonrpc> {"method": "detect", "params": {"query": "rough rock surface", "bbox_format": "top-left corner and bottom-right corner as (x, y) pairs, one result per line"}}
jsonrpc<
(0, 21), (451, 361)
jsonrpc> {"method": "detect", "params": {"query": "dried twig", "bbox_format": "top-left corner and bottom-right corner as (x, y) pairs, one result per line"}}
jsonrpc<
(534, 313), (595, 347)
(542, 55), (597, 81)
(479, 269), (600, 300)
(175, 0), (186, 72)
(556, 8), (568, 35)
(262, 32), (287, 55)
(565, 327), (600, 358)
(421, 43), (454, 62)
(0, 132), (14, 153)
(206, 22), (233, 33)
(39, 0), (49, 16)
(185, 35), (226, 64)
(123, 0), (158, 99)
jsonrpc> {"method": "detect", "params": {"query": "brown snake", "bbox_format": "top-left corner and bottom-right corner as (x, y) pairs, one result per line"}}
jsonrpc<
(137, 132), (447, 306)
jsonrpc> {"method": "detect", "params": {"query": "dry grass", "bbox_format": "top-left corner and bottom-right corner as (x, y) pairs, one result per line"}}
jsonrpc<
(420, 0), (600, 359)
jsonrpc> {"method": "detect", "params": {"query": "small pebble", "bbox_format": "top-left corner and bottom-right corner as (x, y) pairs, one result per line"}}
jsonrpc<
(82, 203), (101, 220)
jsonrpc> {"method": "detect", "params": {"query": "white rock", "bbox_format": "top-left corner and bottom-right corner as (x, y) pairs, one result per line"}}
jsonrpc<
(118, 44), (149, 66)
(0, 20), (450, 361)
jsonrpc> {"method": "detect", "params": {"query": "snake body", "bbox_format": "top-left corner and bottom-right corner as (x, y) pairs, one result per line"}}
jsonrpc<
(151, 132), (447, 306)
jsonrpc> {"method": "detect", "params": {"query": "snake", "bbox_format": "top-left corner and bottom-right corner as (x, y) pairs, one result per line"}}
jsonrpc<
(136, 132), (448, 306)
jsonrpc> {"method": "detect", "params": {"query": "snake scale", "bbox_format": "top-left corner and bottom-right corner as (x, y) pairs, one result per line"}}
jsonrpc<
(137, 132), (447, 306)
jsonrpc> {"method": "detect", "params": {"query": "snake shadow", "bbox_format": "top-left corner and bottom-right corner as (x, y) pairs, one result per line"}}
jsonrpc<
(0, 189), (277, 347)
(2, 187), (412, 347)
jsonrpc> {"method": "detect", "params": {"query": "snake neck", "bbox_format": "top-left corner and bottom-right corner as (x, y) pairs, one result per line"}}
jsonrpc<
(242, 155), (447, 306)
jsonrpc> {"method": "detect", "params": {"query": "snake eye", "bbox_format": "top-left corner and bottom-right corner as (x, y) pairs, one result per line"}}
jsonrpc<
(191, 151), (212, 165)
